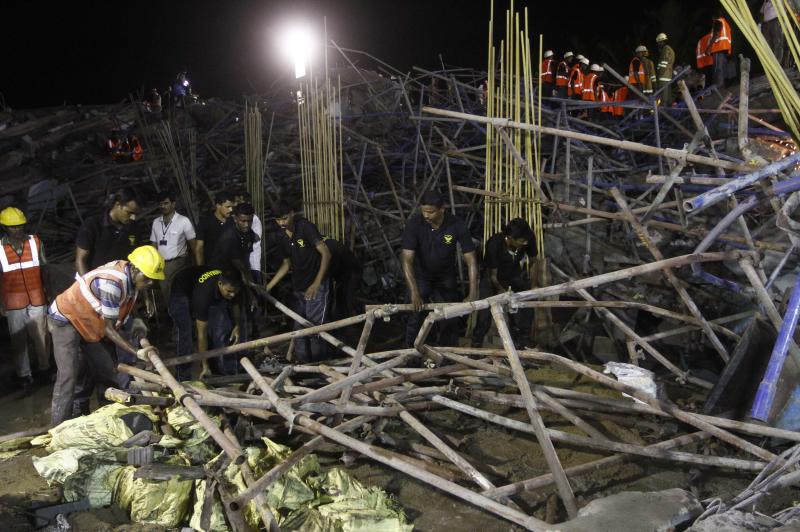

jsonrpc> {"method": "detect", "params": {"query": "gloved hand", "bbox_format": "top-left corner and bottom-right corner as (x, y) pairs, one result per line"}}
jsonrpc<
(130, 318), (148, 346)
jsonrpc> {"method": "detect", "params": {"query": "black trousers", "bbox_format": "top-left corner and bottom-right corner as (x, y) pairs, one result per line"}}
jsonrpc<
(404, 275), (462, 348)
(471, 275), (533, 348)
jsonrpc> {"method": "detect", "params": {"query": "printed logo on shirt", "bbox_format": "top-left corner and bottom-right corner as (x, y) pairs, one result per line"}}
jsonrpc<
(198, 269), (222, 283)
(129, 235), (136, 245)
(296, 239), (305, 248)
(443, 234), (454, 245)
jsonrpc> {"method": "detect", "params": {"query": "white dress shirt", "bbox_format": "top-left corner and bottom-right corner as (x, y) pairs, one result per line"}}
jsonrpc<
(150, 212), (196, 260)
(250, 214), (262, 272)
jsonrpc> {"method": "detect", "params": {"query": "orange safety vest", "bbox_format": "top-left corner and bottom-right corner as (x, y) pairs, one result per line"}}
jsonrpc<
(598, 84), (613, 113)
(582, 72), (598, 101)
(0, 235), (46, 310)
(130, 136), (143, 161)
(628, 57), (647, 87)
(568, 65), (584, 97)
(613, 87), (628, 117)
(54, 260), (137, 343)
(541, 58), (555, 84)
(709, 17), (732, 55)
(555, 61), (570, 87)
(696, 33), (714, 69)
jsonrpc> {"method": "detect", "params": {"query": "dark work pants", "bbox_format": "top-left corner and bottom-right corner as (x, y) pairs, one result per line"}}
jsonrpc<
(712, 52), (728, 88)
(332, 266), (363, 320)
(471, 276), (533, 348)
(404, 275), (461, 348)
(556, 86), (568, 100)
(763, 19), (787, 67)
(293, 278), (331, 363)
(208, 303), (238, 375)
(168, 292), (193, 381)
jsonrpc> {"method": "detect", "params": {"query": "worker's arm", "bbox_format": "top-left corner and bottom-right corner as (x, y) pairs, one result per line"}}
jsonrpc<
(230, 302), (241, 344)
(195, 319), (210, 378)
(103, 318), (141, 357)
(305, 241), (331, 300)
(463, 250), (479, 302)
(401, 249), (423, 312)
(488, 267), (504, 294)
(187, 239), (199, 265)
(194, 240), (205, 265)
(266, 258), (291, 291)
(75, 247), (90, 276)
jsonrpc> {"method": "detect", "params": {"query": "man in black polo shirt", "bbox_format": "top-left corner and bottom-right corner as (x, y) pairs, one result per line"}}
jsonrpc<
(75, 187), (140, 275)
(401, 191), (478, 347)
(168, 267), (242, 379)
(194, 190), (235, 265)
(471, 218), (536, 348)
(209, 202), (258, 282)
(266, 200), (332, 362)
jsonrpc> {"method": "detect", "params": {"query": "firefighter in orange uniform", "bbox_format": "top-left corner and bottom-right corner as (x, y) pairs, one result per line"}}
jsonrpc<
(0, 207), (50, 392)
(569, 56), (589, 101)
(707, 16), (733, 88)
(555, 51), (574, 100)
(47, 245), (165, 425)
(541, 50), (556, 99)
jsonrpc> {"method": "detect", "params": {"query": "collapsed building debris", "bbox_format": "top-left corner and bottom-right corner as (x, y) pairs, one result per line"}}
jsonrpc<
(4, 5), (800, 530)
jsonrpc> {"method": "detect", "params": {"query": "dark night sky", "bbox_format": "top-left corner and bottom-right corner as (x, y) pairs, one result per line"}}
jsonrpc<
(2, 0), (729, 109)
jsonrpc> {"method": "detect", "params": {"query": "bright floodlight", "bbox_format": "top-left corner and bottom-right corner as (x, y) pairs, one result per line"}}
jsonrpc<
(279, 23), (315, 79)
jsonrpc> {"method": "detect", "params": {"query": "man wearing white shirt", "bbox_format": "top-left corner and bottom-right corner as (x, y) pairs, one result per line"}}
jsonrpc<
(150, 190), (198, 301)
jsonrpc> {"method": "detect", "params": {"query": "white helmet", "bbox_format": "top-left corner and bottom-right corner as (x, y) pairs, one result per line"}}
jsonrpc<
(563, 51), (574, 59)
(576, 54), (586, 61)
(656, 33), (668, 43)
(590, 64), (603, 72)
(580, 57), (590, 66)
(544, 50), (554, 58)
(635, 45), (648, 53)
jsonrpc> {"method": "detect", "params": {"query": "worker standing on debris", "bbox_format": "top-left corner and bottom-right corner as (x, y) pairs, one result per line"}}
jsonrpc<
(149, 189), (197, 303)
(48, 245), (165, 426)
(232, 190), (263, 283)
(75, 187), (140, 276)
(401, 191), (478, 348)
(656, 33), (676, 105)
(195, 190), (235, 266)
(209, 202), (258, 284)
(629, 46), (655, 96)
(555, 51), (574, 100)
(541, 50), (556, 98)
(761, 1), (789, 67)
(0, 207), (51, 392)
(471, 219), (535, 348)
(582, 64), (604, 118)
(568, 57), (589, 101)
(696, 32), (714, 86)
(266, 201), (332, 362)
(707, 15), (733, 88)
(168, 267), (242, 380)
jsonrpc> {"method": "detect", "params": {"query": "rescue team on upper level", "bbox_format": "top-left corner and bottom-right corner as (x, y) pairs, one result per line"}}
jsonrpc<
(540, 15), (738, 116)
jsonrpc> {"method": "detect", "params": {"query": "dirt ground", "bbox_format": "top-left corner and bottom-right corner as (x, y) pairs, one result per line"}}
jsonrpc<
(0, 319), (797, 531)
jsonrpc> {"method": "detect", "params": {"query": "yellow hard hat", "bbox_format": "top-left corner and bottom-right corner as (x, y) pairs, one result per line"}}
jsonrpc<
(128, 245), (166, 280)
(0, 207), (27, 226)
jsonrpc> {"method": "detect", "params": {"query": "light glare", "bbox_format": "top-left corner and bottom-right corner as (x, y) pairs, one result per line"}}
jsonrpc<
(278, 23), (315, 78)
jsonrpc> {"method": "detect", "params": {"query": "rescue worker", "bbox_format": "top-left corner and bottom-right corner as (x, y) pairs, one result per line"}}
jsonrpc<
(762, 1), (788, 67)
(195, 190), (235, 265)
(400, 191), (478, 348)
(168, 267), (242, 381)
(555, 51), (574, 100)
(656, 33), (676, 105)
(147, 88), (162, 114)
(707, 15), (733, 88)
(48, 245), (165, 426)
(569, 57), (589, 101)
(232, 190), (263, 283)
(266, 201), (332, 362)
(471, 218), (536, 348)
(582, 64), (604, 118)
(629, 45), (655, 96)
(540, 50), (556, 98)
(0, 207), (50, 391)
(75, 187), (140, 276)
(149, 189), (197, 303)
(209, 202), (258, 285)
(696, 33), (714, 87)
(129, 135), (144, 161)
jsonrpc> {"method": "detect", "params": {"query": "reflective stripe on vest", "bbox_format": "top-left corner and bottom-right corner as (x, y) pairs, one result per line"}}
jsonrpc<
(0, 236), (39, 272)
(74, 267), (129, 312)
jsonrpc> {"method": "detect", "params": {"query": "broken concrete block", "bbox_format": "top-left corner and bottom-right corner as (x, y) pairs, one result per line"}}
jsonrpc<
(687, 510), (778, 531)
(552, 488), (702, 532)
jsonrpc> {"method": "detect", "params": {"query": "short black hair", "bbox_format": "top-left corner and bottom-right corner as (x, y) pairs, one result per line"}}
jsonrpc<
(503, 218), (534, 241)
(272, 200), (294, 218)
(106, 186), (139, 209)
(233, 202), (254, 216)
(420, 190), (444, 208)
(157, 189), (176, 203)
(215, 190), (235, 205)
(219, 270), (243, 290)
(232, 188), (251, 201)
